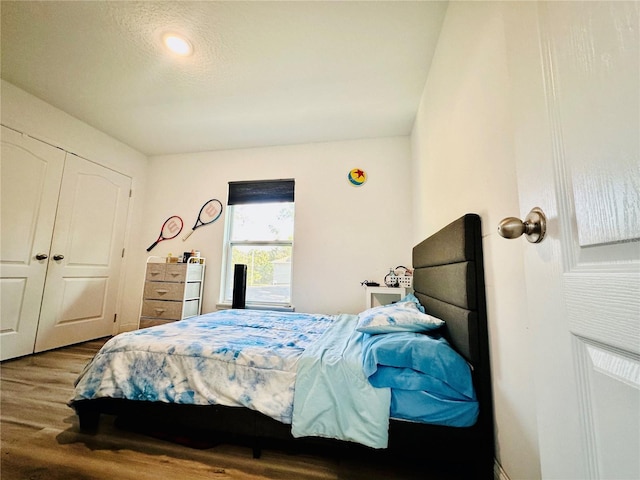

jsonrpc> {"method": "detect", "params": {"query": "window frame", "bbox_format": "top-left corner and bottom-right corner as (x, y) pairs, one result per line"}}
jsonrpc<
(219, 180), (295, 309)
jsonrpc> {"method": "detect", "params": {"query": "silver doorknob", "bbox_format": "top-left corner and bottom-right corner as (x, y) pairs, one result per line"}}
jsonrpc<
(498, 207), (547, 243)
(52, 254), (65, 261)
(35, 253), (49, 260)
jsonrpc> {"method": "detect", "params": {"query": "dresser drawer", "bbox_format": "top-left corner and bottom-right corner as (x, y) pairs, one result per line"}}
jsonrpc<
(145, 263), (166, 281)
(143, 281), (185, 301)
(141, 300), (183, 320)
(183, 299), (200, 318)
(185, 264), (204, 282)
(184, 282), (201, 299)
(139, 317), (175, 329)
(164, 264), (187, 282)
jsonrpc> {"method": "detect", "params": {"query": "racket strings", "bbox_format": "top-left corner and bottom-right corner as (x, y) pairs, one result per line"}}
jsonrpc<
(182, 199), (223, 241)
(147, 215), (183, 251)
(199, 199), (222, 224)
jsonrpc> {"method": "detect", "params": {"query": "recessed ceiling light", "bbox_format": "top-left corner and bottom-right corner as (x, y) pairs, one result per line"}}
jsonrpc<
(162, 33), (193, 56)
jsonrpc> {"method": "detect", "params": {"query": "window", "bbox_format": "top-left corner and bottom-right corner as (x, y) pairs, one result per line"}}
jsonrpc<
(220, 179), (295, 308)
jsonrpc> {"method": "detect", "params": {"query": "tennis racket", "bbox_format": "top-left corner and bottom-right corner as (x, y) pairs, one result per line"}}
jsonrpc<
(183, 198), (223, 240)
(146, 215), (183, 251)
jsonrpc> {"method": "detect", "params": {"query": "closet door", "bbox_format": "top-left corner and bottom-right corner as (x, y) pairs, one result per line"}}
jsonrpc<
(0, 127), (65, 360)
(34, 153), (131, 352)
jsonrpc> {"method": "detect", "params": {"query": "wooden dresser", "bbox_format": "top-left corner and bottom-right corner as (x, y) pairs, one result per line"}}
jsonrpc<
(139, 257), (205, 329)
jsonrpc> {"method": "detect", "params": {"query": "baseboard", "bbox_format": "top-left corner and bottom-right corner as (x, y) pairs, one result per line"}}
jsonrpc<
(494, 459), (511, 480)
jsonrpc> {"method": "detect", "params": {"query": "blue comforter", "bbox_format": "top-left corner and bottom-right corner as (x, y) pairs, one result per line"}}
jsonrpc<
(71, 309), (334, 423)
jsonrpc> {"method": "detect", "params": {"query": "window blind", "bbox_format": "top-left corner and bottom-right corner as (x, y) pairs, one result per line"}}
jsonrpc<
(227, 179), (295, 205)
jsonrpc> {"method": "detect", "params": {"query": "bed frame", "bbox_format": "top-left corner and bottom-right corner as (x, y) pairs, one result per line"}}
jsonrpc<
(74, 213), (494, 476)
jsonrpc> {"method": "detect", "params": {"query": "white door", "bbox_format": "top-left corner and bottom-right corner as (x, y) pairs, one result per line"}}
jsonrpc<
(505, 2), (639, 479)
(0, 127), (65, 360)
(34, 153), (131, 352)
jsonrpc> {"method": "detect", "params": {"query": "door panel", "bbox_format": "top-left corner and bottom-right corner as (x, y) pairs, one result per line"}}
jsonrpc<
(548, 1), (640, 247)
(576, 339), (640, 477)
(0, 126), (65, 360)
(505, 2), (639, 478)
(34, 153), (131, 352)
(65, 170), (120, 266)
(58, 277), (108, 324)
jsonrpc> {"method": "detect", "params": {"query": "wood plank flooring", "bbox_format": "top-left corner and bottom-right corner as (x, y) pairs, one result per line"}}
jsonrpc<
(1, 339), (468, 480)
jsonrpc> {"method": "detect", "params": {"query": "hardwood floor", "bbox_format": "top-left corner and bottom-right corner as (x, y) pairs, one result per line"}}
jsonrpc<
(1, 339), (468, 480)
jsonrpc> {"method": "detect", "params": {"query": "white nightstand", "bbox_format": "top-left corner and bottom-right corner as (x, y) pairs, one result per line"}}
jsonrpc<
(364, 286), (408, 309)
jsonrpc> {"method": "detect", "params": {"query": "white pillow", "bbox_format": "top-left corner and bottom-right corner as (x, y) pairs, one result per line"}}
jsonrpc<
(356, 301), (444, 334)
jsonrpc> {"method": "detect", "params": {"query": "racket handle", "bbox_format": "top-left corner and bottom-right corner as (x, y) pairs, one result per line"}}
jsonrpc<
(146, 240), (159, 252)
(182, 229), (194, 241)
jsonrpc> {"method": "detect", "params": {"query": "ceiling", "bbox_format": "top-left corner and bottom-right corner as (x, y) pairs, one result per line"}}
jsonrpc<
(1, 1), (447, 156)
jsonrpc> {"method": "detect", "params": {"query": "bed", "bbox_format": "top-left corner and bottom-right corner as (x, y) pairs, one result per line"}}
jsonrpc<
(71, 213), (494, 476)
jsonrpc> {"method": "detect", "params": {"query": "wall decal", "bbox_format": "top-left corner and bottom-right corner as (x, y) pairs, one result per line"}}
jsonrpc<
(348, 168), (367, 186)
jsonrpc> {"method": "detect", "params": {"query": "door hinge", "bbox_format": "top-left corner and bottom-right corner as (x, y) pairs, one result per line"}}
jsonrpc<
(129, 189), (133, 198)
(122, 248), (125, 258)
(113, 313), (117, 323)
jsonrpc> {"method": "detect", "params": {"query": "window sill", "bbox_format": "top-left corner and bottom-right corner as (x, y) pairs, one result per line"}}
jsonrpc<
(216, 303), (295, 313)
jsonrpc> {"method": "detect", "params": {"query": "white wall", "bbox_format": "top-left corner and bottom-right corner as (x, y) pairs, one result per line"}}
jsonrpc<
(145, 137), (413, 315)
(410, 3), (541, 479)
(1, 79), (412, 324)
(1, 79), (149, 332)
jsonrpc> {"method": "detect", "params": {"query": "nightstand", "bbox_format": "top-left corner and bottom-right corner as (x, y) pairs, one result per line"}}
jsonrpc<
(364, 286), (408, 309)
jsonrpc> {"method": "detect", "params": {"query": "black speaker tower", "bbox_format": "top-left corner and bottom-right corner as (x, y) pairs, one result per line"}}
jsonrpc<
(232, 264), (247, 309)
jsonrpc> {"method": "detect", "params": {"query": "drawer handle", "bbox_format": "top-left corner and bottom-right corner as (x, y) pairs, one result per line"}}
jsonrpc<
(155, 290), (169, 295)
(154, 308), (166, 314)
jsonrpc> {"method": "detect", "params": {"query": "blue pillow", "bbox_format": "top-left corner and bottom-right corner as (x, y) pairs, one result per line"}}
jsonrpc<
(362, 332), (476, 400)
(356, 301), (444, 334)
(399, 292), (425, 313)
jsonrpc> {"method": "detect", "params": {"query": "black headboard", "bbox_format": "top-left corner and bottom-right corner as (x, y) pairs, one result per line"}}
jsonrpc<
(408, 213), (494, 473)
(412, 214), (487, 367)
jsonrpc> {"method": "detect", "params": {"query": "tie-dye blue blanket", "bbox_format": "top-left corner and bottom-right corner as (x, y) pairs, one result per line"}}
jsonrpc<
(71, 309), (336, 424)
